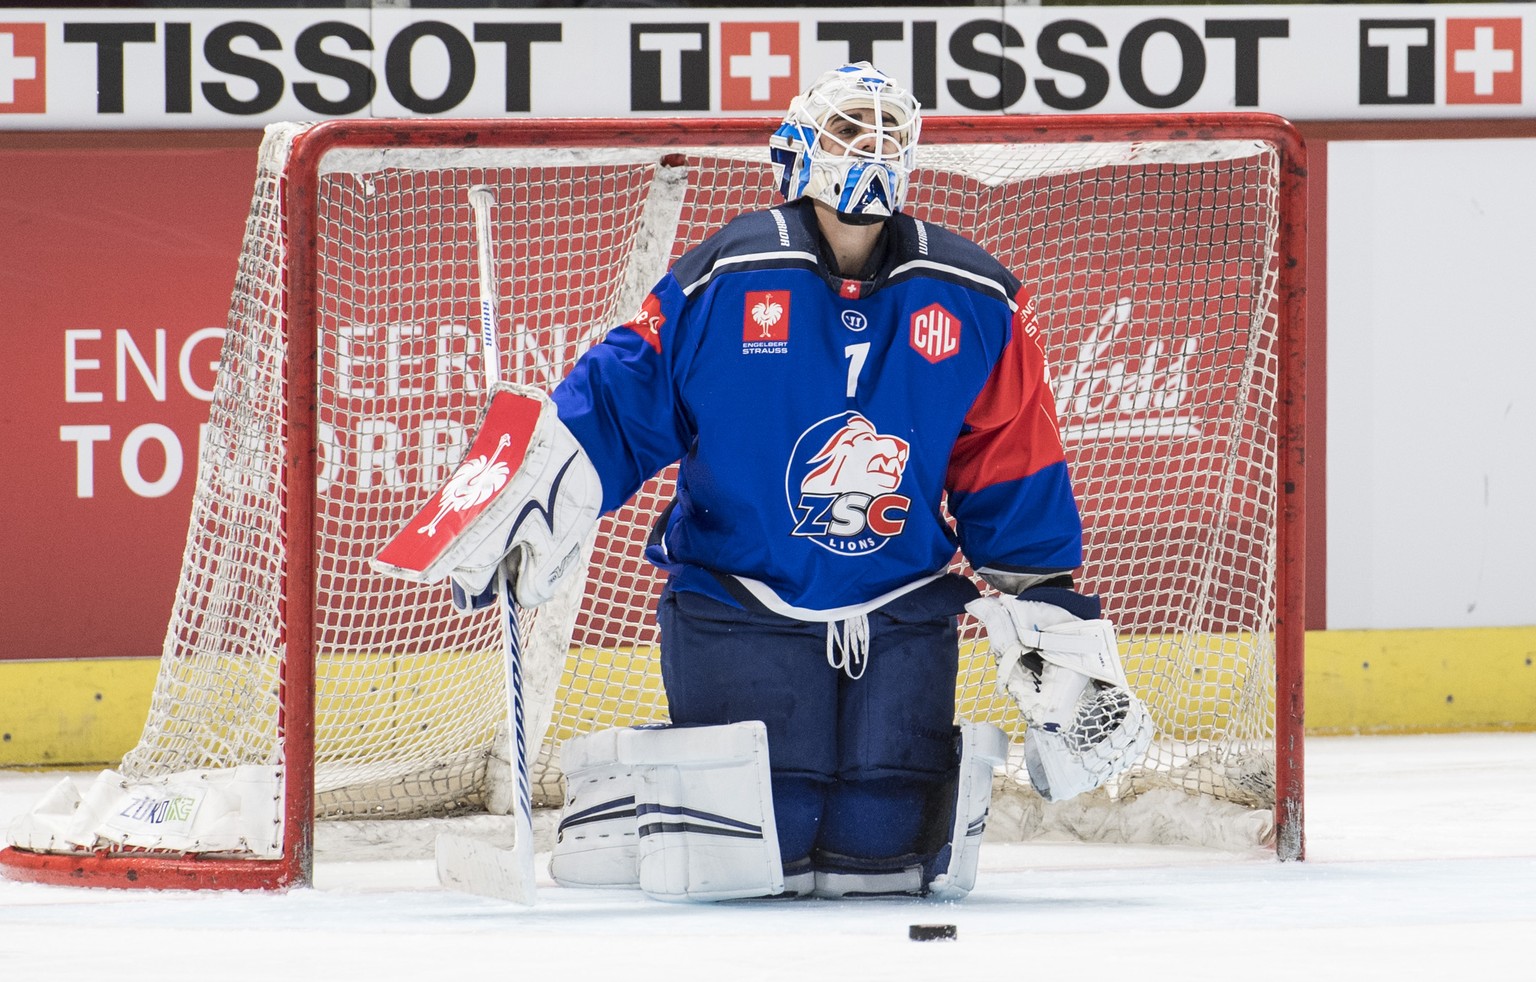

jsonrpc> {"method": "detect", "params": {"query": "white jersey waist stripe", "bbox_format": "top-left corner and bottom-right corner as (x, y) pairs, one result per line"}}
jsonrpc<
(731, 571), (947, 622)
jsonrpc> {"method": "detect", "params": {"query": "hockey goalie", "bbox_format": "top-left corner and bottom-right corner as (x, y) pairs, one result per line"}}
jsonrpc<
(376, 62), (1152, 902)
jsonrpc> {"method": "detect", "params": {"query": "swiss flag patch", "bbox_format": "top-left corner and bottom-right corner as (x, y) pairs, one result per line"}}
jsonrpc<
(743, 290), (790, 341)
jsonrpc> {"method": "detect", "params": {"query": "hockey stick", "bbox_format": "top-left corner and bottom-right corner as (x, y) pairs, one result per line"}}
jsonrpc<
(434, 185), (539, 905)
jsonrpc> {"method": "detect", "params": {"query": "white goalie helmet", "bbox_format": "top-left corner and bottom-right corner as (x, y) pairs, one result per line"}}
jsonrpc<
(769, 62), (922, 225)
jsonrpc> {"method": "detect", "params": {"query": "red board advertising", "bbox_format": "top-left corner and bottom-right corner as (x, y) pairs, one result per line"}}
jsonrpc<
(0, 134), (259, 660)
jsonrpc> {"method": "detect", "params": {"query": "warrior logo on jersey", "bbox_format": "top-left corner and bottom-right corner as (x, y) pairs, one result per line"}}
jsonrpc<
(786, 412), (911, 555)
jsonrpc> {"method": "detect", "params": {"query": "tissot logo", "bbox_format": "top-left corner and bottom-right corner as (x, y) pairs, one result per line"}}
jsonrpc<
(1446, 19), (1521, 105)
(631, 23), (709, 111)
(720, 22), (797, 110)
(1360, 17), (1524, 107)
(0, 23), (46, 113)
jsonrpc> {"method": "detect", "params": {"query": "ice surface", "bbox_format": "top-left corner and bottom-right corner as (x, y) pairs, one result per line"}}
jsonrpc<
(2, 733), (1533, 982)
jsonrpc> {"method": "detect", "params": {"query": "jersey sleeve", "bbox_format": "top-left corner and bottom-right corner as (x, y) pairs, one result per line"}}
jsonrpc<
(550, 274), (694, 514)
(944, 287), (1083, 575)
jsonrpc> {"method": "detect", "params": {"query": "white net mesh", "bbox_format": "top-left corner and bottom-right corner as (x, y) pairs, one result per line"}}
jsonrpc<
(118, 120), (1287, 847)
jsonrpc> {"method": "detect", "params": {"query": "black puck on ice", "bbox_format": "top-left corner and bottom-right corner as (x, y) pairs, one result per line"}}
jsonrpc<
(908, 923), (958, 942)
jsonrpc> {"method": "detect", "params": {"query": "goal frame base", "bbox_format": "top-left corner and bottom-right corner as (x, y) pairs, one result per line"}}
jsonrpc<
(0, 845), (304, 891)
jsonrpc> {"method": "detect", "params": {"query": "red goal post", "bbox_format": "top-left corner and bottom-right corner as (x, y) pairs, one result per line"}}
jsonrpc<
(0, 113), (1306, 891)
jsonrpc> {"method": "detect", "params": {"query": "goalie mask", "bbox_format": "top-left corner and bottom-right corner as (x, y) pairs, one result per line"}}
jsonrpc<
(769, 63), (921, 225)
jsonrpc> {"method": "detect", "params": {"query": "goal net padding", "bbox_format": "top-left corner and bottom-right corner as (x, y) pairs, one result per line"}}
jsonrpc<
(0, 115), (1306, 889)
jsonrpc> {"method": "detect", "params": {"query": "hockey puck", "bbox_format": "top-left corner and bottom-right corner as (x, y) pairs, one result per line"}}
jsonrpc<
(908, 923), (958, 942)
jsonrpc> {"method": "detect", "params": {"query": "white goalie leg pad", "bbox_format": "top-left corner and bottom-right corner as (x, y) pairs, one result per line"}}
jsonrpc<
(925, 720), (1008, 901)
(624, 721), (785, 902)
(371, 382), (602, 608)
(549, 727), (641, 889)
(968, 596), (1154, 802)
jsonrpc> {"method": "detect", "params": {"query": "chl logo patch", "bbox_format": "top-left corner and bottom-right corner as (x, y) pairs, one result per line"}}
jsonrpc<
(0, 24), (46, 114)
(910, 303), (961, 364)
(786, 412), (911, 555)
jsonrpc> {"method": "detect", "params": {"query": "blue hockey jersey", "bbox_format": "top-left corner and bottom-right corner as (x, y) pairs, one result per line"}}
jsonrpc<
(551, 198), (1082, 618)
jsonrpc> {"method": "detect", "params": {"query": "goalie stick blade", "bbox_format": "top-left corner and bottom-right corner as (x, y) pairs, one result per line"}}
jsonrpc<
(435, 832), (537, 905)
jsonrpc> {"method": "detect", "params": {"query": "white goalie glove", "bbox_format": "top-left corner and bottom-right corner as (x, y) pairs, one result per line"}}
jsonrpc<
(966, 588), (1153, 802)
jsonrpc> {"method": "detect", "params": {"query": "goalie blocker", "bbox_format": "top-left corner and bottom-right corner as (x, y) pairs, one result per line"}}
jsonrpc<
(372, 382), (602, 609)
(966, 587), (1154, 801)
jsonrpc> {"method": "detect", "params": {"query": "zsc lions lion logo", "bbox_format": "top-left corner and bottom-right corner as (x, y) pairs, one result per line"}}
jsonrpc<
(787, 412), (911, 555)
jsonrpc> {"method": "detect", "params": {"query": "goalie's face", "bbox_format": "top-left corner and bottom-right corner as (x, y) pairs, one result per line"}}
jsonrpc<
(818, 105), (910, 162)
(768, 62), (921, 224)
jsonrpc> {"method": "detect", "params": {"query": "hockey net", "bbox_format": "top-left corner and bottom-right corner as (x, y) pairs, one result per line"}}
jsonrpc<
(1, 115), (1305, 889)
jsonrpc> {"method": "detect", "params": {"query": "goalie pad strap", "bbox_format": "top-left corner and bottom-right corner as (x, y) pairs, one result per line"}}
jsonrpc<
(812, 863), (924, 899)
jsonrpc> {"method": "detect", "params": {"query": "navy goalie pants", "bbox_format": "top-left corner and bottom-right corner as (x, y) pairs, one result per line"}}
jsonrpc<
(656, 575), (977, 867)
